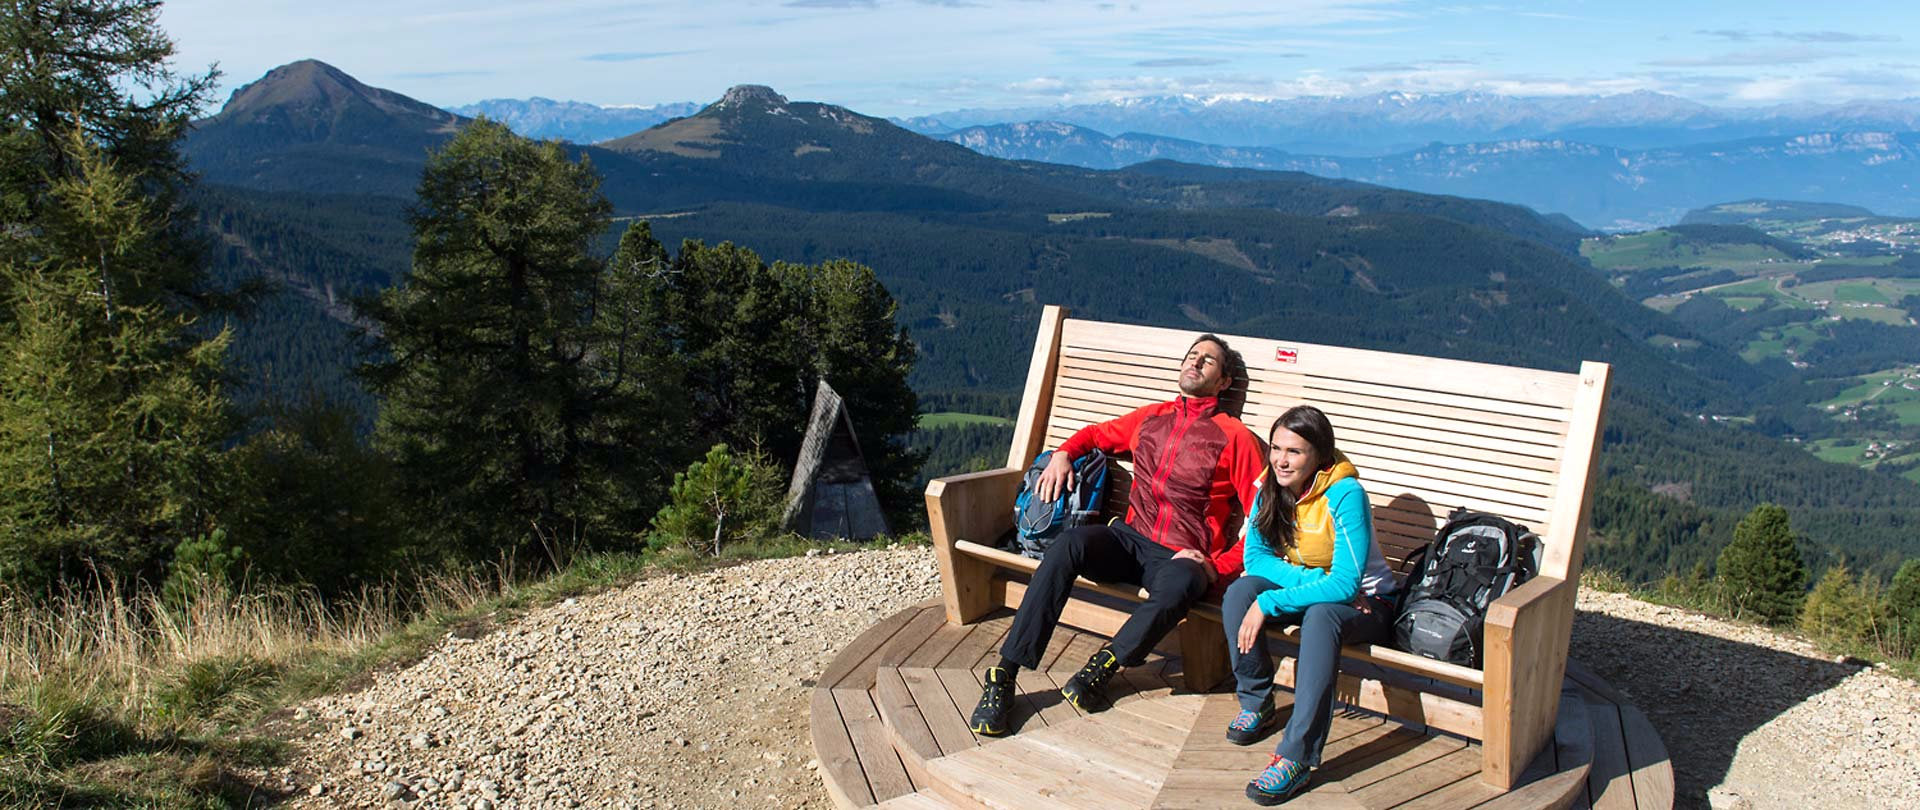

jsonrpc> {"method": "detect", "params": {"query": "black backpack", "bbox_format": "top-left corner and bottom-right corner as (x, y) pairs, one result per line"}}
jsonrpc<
(1392, 509), (1540, 667)
(1009, 449), (1109, 559)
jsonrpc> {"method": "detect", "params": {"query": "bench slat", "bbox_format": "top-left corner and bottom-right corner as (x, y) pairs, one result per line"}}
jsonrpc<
(1061, 343), (1577, 421)
(1061, 320), (1583, 406)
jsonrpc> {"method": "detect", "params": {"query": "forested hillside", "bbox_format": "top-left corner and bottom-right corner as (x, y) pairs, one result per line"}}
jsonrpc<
(178, 62), (1920, 580)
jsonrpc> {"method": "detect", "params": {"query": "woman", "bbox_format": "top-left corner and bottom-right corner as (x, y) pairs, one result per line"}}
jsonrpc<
(1220, 405), (1398, 806)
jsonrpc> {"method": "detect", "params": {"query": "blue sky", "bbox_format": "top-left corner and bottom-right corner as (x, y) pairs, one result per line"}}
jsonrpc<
(160, 0), (1919, 116)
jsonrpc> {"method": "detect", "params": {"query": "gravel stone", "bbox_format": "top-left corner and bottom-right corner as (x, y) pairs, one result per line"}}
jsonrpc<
(252, 550), (1915, 808)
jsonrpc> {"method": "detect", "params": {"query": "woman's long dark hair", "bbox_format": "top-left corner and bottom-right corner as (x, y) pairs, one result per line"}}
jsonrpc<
(1251, 405), (1338, 556)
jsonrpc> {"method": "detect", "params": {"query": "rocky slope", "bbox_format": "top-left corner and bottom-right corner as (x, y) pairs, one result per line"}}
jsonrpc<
(261, 550), (1917, 809)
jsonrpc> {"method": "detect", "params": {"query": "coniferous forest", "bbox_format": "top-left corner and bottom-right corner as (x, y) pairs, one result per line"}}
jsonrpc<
(6, 0), (1919, 627)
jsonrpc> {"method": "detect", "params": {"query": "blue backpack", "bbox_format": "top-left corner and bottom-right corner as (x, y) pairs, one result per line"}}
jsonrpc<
(1011, 450), (1109, 559)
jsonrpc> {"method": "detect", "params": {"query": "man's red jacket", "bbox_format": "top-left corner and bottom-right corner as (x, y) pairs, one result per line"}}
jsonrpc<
(1055, 394), (1265, 588)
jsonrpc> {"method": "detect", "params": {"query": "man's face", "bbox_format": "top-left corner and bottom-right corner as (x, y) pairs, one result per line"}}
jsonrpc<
(1178, 339), (1231, 397)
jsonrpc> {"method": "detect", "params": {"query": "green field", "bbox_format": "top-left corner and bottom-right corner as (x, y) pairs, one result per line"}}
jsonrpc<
(1740, 322), (1826, 363)
(1580, 231), (1800, 271)
(918, 411), (1014, 428)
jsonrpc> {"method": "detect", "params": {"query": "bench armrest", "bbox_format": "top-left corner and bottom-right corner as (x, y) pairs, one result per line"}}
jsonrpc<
(925, 467), (1024, 547)
(1479, 575), (1577, 787)
(925, 467), (1025, 623)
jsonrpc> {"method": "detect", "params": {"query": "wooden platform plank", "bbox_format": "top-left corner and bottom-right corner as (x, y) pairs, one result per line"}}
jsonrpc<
(1020, 718), (1177, 790)
(899, 666), (979, 757)
(903, 621), (974, 668)
(1587, 702), (1636, 810)
(873, 790), (966, 810)
(942, 614), (1012, 669)
(821, 605), (929, 690)
(1312, 726), (1432, 785)
(933, 667), (998, 741)
(811, 687), (874, 808)
(1036, 667), (1082, 717)
(875, 666), (942, 768)
(1051, 630), (1109, 674)
(1395, 773), (1506, 810)
(1617, 705), (1672, 810)
(879, 606), (953, 668)
(1108, 690), (1208, 736)
(1339, 733), (1469, 793)
(1080, 695), (1203, 749)
(1023, 667), (1081, 726)
(1036, 623), (1084, 672)
(1009, 666), (1057, 731)
(835, 687), (916, 802)
(933, 734), (1158, 808)
(1349, 744), (1484, 807)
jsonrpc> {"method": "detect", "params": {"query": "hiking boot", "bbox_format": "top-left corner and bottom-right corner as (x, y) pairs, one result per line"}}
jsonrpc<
(969, 666), (1016, 737)
(1059, 647), (1119, 711)
(1246, 754), (1310, 806)
(1224, 702), (1276, 745)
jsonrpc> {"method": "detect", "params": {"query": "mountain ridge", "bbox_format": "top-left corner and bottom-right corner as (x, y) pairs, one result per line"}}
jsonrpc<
(937, 122), (1920, 230)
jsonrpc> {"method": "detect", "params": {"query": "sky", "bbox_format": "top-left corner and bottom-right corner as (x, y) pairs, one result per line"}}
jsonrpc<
(159, 0), (1920, 116)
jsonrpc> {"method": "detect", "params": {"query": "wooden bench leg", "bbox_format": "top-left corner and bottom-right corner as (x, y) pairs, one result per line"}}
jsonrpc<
(1176, 615), (1229, 692)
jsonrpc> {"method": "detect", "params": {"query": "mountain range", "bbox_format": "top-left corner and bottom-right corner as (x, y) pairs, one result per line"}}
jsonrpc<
(935, 123), (1920, 230)
(448, 97), (701, 144)
(451, 87), (1920, 230)
(182, 60), (1920, 578)
(895, 91), (1920, 156)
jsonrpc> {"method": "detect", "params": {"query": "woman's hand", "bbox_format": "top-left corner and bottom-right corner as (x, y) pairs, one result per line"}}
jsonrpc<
(1237, 603), (1267, 654)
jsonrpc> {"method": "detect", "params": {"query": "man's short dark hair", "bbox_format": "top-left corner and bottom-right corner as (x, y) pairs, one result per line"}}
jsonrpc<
(1190, 333), (1246, 385)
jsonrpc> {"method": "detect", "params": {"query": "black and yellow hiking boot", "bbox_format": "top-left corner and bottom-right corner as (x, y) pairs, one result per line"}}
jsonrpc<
(969, 666), (1016, 737)
(1060, 647), (1119, 710)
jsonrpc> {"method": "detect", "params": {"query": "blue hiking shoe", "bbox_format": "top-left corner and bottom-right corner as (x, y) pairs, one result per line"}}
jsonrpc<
(1246, 754), (1309, 805)
(1225, 703), (1276, 745)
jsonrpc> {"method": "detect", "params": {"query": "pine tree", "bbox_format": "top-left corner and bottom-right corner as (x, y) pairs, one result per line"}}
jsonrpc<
(636, 239), (922, 527)
(1889, 559), (1920, 654)
(1716, 503), (1808, 625)
(362, 120), (675, 559)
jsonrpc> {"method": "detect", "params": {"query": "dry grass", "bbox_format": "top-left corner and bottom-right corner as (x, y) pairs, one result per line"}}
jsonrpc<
(2, 573), (496, 717)
(0, 570), (511, 805)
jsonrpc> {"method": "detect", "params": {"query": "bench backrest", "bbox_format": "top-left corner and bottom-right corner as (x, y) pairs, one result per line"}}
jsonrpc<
(1007, 307), (1610, 585)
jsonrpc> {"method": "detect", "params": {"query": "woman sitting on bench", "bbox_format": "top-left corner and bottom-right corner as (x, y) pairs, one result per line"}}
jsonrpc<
(1220, 405), (1399, 806)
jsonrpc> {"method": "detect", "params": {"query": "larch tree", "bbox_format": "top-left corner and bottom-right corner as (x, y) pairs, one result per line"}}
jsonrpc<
(0, 0), (231, 588)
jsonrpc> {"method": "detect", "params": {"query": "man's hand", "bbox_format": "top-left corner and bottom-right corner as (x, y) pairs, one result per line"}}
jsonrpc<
(1237, 602), (1267, 654)
(1036, 451), (1075, 502)
(1171, 549), (1216, 586)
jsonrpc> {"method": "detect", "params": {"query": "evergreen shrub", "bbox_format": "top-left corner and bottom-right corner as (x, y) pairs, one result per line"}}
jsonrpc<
(649, 444), (785, 557)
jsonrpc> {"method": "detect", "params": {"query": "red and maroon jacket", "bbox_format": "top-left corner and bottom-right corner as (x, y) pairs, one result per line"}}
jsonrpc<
(1055, 395), (1265, 589)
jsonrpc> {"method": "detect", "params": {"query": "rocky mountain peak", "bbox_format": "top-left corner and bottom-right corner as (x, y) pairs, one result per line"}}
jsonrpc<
(714, 84), (789, 111)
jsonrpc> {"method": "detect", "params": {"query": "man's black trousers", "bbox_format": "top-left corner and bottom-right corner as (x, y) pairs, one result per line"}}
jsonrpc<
(999, 522), (1211, 670)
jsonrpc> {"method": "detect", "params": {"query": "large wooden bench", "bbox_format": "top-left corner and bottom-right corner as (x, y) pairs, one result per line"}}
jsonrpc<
(924, 305), (1611, 789)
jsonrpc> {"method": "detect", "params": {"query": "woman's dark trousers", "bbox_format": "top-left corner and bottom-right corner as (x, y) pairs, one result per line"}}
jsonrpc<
(1221, 575), (1391, 766)
(999, 523), (1210, 669)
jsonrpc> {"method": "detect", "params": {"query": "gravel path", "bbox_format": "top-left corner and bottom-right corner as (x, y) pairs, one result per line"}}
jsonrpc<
(1572, 590), (1920, 810)
(260, 551), (1918, 809)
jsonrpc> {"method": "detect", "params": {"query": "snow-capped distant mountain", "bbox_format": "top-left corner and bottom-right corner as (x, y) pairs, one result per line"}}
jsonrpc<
(899, 91), (1920, 156)
(448, 97), (701, 144)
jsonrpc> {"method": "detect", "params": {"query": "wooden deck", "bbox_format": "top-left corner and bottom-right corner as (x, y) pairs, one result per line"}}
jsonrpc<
(811, 601), (1672, 810)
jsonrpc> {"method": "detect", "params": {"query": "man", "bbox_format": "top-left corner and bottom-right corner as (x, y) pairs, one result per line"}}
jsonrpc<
(970, 333), (1266, 736)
